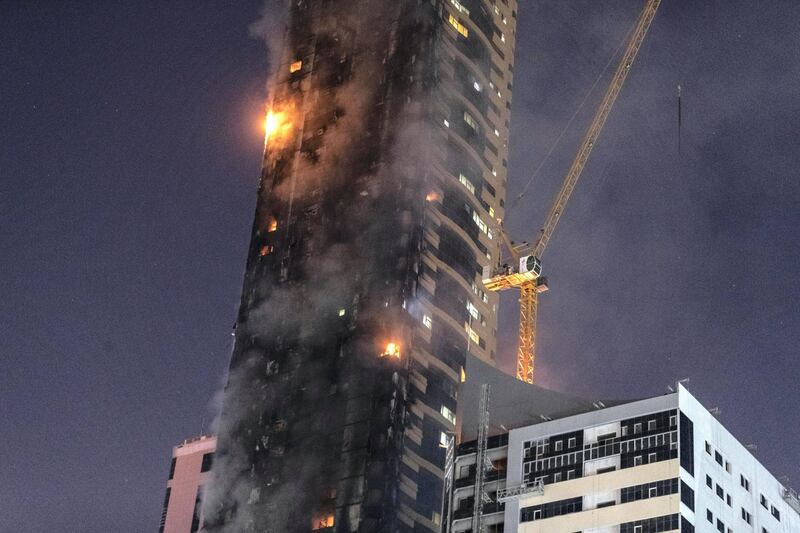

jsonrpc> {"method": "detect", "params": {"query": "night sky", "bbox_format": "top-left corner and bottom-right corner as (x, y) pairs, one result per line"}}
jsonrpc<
(2, 1), (798, 531)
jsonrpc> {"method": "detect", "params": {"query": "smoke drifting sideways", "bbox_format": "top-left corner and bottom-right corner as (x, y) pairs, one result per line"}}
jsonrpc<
(202, 1), (437, 531)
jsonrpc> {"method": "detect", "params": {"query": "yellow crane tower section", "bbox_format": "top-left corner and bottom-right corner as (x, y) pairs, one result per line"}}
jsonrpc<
(483, 0), (662, 384)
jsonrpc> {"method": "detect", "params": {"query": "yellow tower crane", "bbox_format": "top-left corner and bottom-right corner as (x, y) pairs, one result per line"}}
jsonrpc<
(483, 0), (662, 384)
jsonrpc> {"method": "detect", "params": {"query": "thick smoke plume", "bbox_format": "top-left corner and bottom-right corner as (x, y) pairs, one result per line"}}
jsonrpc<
(202, 1), (436, 530)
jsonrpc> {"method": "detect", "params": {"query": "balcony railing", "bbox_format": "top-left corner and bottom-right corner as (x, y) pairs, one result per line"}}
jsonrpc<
(496, 480), (544, 502)
(783, 487), (800, 515)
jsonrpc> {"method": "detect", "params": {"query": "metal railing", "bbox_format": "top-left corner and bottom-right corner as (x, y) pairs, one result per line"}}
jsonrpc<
(783, 487), (800, 516)
(496, 479), (544, 502)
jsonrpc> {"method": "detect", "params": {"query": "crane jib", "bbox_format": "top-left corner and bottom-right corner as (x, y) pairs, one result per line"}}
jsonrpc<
(486, 0), (662, 384)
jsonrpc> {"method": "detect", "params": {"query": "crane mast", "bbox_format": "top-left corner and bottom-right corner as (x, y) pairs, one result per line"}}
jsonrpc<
(483, 0), (661, 384)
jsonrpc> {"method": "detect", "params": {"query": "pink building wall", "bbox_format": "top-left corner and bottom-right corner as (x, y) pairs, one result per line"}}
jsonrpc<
(159, 435), (216, 533)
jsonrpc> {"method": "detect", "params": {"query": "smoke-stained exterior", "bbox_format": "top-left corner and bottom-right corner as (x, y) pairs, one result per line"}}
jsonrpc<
(204, 1), (517, 531)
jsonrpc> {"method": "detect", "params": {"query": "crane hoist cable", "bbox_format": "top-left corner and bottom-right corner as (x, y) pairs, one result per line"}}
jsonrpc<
(506, 15), (639, 219)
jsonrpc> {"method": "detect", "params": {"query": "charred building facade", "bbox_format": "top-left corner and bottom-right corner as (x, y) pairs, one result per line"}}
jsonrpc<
(204, 1), (518, 531)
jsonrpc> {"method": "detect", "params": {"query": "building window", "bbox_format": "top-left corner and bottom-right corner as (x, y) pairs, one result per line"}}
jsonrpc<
(458, 173), (475, 194)
(634, 423), (642, 434)
(553, 472), (562, 482)
(439, 432), (449, 448)
(422, 314), (432, 329)
(201, 452), (214, 473)
(726, 494), (731, 506)
(440, 405), (456, 425)
(449, 0), (470, 16)
(465, 323), (480, 345)
(742, 508), (752, 524)
(568, 437), (576, 448)
(716, 519), (724, 532)
(680, 413), (695, 476)
(740, 474), (751, 492)
(448, 14), (469, 37)
(771, 505), (781, 521)
(707, 509), (713, 523)
(716, 484), (724, 499)
(681, 480), (695, 511)
(761, 494), (769, 509)
(634, 456), (643, 467)
(705, 441), (712, 455)
(648, 452), (657, 463)
(463, 111), (478, 130)
(648, 420), (657, 431)
(706, 475), (713, 488)
(670, 415), (677, 427)
(168, 458), (176, 480)
(554, 441), (563, 452)
(715, 451), (723, 466)
(725, 460), (731, 473)
(472, 210), (488, 234)
(466, 301), (480, 321)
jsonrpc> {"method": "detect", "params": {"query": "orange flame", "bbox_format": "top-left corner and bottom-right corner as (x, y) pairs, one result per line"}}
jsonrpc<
(264, 111), (283, 141)
(382, 342), (401, 359)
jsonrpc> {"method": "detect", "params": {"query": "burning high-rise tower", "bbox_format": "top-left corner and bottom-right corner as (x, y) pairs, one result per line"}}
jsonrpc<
(204, 1), (518, 530)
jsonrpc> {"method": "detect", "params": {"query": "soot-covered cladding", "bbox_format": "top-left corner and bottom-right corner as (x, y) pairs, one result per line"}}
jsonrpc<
(204, 1), (444, 532)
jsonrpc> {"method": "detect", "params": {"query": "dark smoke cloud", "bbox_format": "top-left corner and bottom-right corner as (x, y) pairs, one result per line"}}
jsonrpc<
(202, 1), (435, 529)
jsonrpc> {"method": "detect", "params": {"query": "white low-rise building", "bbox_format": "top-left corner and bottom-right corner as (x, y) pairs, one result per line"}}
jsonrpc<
(445, 360), (798, 533)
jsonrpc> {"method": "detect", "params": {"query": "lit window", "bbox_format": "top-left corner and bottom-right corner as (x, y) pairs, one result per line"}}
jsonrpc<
(289, 60), (302, 73)
(449, 0), (469, 15)
(459, 173), (476, 194)
(312, 513), (334, 529)
(463, 111), (478, 130)
(338, 308), (346, 317)
(473, 81), (482, 92)
(422, 314), (432, 329)
(494, 128), (500, 137)
(441, 405), (456, 425)
(465, 324), (480, 344)
(466, 301), (480, 321)
(500, 33), (506, 43)
(488, 206), (495, 218)
(472, 211), (488, 233)
(448, 15), (469, 37)
(460, 366), (466, 382)
(439, 431), (449, 448)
